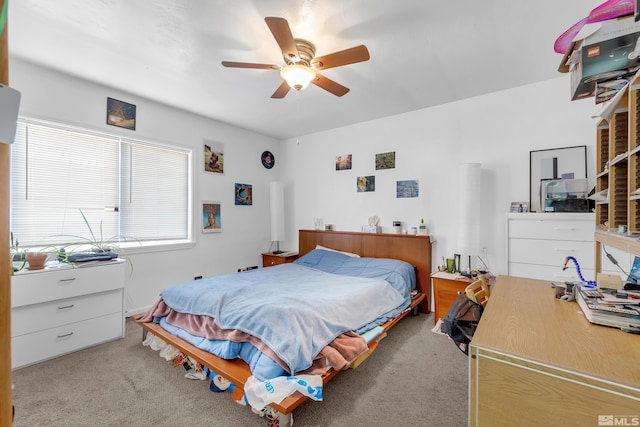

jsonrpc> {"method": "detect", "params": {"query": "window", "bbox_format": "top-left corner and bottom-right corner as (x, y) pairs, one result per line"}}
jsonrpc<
(10, 118), (192, 249)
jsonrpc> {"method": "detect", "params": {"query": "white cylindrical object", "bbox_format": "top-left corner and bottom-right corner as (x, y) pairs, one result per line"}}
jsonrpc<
(457, 163), (481, 257)
(270, 181), (285, 242)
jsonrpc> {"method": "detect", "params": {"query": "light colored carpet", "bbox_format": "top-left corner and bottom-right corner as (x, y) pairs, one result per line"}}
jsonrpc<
(11, 313), (468, 426)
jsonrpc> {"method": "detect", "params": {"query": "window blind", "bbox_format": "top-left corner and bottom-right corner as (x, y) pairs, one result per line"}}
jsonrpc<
(10, 118), (191, 247)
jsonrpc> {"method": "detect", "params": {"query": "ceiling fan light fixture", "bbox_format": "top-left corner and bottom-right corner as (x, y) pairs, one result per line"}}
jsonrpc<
(280, 64), (316, 91)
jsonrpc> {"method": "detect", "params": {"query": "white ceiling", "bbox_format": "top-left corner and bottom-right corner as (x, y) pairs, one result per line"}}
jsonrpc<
(8, 0), (602, 140)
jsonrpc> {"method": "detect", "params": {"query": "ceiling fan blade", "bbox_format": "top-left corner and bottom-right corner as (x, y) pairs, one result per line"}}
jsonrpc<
(311, 45), (370, 70)
(271, 80), (291, 99)
(221, 61), (280, 70)
(265, 17), (299, 62)
(311, 73), (350, 97)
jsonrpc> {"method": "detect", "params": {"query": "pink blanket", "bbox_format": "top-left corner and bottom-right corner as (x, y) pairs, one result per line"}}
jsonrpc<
(135, 298), (370, 375)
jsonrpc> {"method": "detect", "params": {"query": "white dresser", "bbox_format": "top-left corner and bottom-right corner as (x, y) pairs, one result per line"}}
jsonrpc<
(11, 260), (125, 369)
(506, 212), (595, 283)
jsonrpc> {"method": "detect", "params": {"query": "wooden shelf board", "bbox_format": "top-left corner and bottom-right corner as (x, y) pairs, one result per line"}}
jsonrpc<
(595, 229), (640, 255)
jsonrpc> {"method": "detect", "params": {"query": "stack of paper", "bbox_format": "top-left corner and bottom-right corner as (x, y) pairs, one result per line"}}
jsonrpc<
(576, 288), (640, 332)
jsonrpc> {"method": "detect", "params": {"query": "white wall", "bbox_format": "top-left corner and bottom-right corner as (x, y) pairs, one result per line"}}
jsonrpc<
(10, 58), (282, 314)
(279, 76), (597, 276)
(10, 57), (600, 312)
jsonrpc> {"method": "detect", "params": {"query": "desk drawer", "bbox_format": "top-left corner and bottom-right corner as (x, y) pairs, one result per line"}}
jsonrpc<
(508, 239), (594, 269)
(508, 219), (593, 241)
(11, 289), (123, 337)
(11, 312), (124, 369)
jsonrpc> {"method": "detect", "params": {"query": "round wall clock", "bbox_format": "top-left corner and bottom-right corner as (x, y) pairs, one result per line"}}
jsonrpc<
(261, 150), (275, 169)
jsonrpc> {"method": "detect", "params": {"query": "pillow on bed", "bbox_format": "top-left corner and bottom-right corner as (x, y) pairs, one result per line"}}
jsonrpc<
(295, 248), (416, 299)
(315, 244), (360, 257)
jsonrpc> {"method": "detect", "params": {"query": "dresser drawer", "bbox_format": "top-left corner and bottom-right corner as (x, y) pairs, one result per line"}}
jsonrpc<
(508, 219), (594, 241)
(508, 262), (593, 283)
(12, 312), (124, 369)
(11, 289), (123, 337)
(508, 239), (594, 269)
(11, 261), (125, 307)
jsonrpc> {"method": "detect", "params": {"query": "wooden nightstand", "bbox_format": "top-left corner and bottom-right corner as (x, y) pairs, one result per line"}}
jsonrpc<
(431, 272), (474, 324)
(262, 252), (299, 267)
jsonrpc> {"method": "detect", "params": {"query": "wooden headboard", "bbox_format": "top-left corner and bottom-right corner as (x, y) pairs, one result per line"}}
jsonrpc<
(298, 229), (431, 314)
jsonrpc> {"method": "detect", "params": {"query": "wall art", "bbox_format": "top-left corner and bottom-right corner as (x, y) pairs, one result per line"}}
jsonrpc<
(235, 183), (252, 205)
(261, 150), (275, 169)
(375, 151), (395, 170)
(336, 154), (352, 170)
(202, 201), (221, 233)
(397, 180), (419, 198)
(106, 97), (136, 130)
(204, 140), (224, 174)
(357, 175), (375, 192)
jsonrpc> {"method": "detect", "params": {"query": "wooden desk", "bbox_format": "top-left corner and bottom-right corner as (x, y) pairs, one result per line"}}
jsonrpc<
(431, 272), (473, 324)
(469, 276), (640, 427)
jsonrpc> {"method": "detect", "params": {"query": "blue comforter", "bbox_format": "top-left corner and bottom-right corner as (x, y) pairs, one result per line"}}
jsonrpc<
(158, 249), (415, 375)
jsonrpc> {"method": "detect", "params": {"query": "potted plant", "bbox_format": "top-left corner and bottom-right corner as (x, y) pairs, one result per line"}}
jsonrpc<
(55, 210), (137, 273)
(10, 232), (27, 274)
(25, 251), (49, 270)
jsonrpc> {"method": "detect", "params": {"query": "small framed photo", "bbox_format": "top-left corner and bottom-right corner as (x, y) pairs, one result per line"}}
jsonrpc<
(375, 151), (395, 170)
(510, 201), (529, 213)
(397, 180), (419, 198)
(357, 175), (375, 192)
(106, 97), (136, 130)
(336, 154), (352, 170)
(202, 201), (221, 233)
(204, 140), (224, 174)
(235, 183), (252, 205)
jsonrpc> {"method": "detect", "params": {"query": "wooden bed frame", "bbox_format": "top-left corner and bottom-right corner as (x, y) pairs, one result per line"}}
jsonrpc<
(137, 230), (431, 422)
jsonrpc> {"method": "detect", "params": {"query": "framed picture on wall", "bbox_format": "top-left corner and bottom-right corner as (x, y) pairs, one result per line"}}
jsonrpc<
(397, 180), (419, 198)
(357, 175), (375, 192)
(336, 154), (352, 170)
(204, 140), (224, 174)
(529, 145), (587, 212)
(202, 201), (221, 233)
(234, 183), (252, 205)
(375, 152), (395, 170)
(106, 97), (136, 130)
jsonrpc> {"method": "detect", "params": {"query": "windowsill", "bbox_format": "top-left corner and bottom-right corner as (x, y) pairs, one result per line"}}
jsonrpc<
(22, 239), (195, 257)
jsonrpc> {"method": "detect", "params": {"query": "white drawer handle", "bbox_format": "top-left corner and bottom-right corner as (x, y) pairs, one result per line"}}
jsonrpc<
(57, 304), (75, 310)
(554, 248), (576, 252)
(553, 227), (576, 231)
(58, 278), (76, 284)
(57, 332), (74, 339)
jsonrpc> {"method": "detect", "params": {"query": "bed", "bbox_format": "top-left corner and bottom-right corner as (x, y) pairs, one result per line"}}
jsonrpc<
(135, 229), (431, 425)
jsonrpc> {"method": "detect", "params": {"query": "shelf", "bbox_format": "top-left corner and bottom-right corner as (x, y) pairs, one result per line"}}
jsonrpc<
(595, 229), (640, 256)
(610, 152), (629, 165)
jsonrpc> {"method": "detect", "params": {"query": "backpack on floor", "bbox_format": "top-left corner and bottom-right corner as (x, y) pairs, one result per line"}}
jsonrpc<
(441, 293), (484, 355)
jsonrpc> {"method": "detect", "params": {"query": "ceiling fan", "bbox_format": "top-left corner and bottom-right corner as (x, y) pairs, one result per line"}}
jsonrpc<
(221, 17), (370, 99)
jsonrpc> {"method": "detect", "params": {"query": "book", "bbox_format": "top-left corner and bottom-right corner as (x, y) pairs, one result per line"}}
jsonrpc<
(575, 288), (640, 332)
